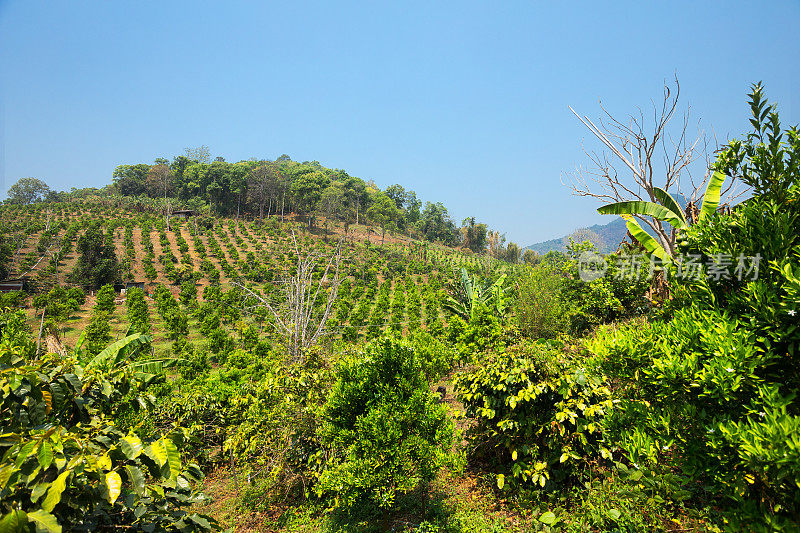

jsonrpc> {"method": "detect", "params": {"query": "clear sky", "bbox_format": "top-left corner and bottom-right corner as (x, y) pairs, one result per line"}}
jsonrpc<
(1, 1), (798, 245)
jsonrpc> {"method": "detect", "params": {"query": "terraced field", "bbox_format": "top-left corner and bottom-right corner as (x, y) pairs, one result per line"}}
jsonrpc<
(1, 199), (512, 354)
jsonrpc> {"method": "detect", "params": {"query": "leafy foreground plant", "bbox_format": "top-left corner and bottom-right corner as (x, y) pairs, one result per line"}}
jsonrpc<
(316, 335), (456, 522)
(0, 310), (216, 532)
(587, 83), (800, 530)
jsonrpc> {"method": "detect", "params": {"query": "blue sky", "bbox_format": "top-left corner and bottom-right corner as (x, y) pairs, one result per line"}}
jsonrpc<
(1, 1), (798, 245)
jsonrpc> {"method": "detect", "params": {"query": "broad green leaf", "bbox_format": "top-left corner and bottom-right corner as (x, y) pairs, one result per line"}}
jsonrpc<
(119, 435), (143, 460)
(0, 510), (27, 533)
(539, 511), (558, 525)
(27, 510), (61, 533)
(125, 465), (146, 497)
(608, 508), (621, 520)
(31, 481), (49, 503)
(699, 171), (727, 221)
(621, 215), (671, 262)
(163, 438), (181, 480)
(188, 514), (212, 529)
(15, 441), (37, 467)
(496, 473), (505, 490)
(652, 187), (688, 228)
(144, 441), (167, 468)
(85, 333), (150, 371)
(37, 441), (53, 470)
(105, 471), (122, 504)
(0, 463), (15, 491)
(598, 200), (685, 230)
(41, 470), (70, 512)
(74, 330), (86, 353)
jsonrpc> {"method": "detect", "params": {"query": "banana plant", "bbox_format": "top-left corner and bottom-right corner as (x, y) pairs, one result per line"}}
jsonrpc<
(443, 267), (508, 321)
(597, 171), (727, 261)
(75, 330), (171, 388)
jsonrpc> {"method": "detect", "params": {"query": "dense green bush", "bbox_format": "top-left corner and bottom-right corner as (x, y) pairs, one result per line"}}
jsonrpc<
(70, 223), (121, 290)
(455, 340), (613, 490)
(126, 287), (151, 335)
(446, 303), (512, 358)
(95, 283), (116, 314)
(316, 335), (455, 512)
(586, 85), (800, 528)
(514, 264), (571, 339)
(32, 286), (82, 329)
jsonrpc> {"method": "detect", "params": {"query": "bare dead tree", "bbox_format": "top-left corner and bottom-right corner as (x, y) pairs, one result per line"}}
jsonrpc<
(235, 232), (343, 364)
(564, 76), (744, 255)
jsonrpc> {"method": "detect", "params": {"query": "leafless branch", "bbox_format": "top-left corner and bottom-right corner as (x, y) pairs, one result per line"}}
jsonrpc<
(562, 76), (739, 255)
(235, 231), (343, 364)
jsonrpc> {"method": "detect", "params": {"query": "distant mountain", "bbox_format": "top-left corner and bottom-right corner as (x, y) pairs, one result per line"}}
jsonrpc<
(525, 217), (629, 255)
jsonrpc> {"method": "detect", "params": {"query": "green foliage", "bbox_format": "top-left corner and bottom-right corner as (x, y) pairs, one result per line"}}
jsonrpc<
(32, 287), (82, 326)
(84, 311), (112, 356)
(561, 240), (649, 334)
(94, 284), (116, 314)
(180, 279), (197, 306)
(407, 330), (458, 382)
(0, 232), (14, 281)
(446, 304), (511, 358)
(715, 82), (799, 205)
(126, 287), (151, 335)
(71, 224), (121, 290)
(222, 348), (330, 505)
(0, 310), (215, 532)
(514, 265), (570, 339)
(443, 267), (507, 322)
(317, 335), (454, 512)
(5, 177), (52, 205)
(596, 170), (727, 259)
(586, 85), (800, 528)
(455, 341), (613, 490)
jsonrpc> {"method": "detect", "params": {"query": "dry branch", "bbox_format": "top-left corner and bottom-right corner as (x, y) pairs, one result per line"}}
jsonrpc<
(235, 232), (343, 364)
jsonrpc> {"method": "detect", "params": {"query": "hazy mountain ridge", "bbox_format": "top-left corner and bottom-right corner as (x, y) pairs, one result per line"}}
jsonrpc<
(525, 217), (628, 254)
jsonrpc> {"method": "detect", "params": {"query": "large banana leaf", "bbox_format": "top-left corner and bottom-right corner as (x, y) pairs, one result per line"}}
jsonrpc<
(699, 171), (726, 221)
(621, 215), (671, 263)
(652, 187), (688, 228)
(598, 200), (686, 230)
(85, 333), (151, 371)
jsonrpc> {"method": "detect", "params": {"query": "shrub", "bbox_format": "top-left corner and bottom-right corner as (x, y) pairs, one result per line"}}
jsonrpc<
(95, 283), (116, 314)
(317, 335), (455, 512)
(84, 311), (112, 356)
(589, 85), (800, 528)
(0, 310), (215, 531)
(515, 264), (571, 339)
(126, 287), (151, 335)
(180, 279), (197, 306)
(455, 340), (613, 490)
(71, 223), (121, 289)
(446, 303), (511, 359)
